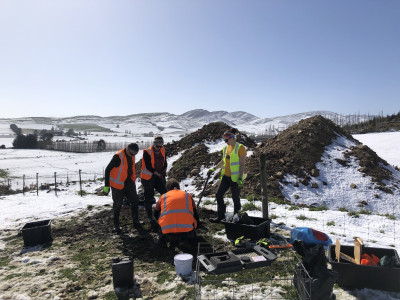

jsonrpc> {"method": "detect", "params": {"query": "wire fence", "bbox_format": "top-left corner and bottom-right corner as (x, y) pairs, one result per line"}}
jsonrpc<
(44, 140), (154, 153)
(0, 170), (104, 196)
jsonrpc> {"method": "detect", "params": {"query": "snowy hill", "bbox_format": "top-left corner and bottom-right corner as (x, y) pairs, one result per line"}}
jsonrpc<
(0, 110), (374, 144)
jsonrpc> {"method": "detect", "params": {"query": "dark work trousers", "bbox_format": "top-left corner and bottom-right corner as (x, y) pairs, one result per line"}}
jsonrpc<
(111, 181), (139, 228)
(141, 175), (167, 219)
(216, 175), (241, 219)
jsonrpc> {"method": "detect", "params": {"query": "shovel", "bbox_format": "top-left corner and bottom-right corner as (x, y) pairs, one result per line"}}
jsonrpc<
(196, 173), (211, 207)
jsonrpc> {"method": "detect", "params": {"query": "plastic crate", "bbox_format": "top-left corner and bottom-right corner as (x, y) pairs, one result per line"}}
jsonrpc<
(221, 216), (271, 241)
(328, 244), (400, 292)
(21, 219), (52, 247)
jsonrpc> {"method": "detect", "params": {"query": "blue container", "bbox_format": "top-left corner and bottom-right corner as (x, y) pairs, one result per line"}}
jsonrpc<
(290, 227), (332, 246)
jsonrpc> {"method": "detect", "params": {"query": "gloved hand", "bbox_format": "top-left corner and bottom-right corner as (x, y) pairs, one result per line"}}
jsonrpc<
(207, 168), (215, 176)
(103, 186), (110, 195)
(238, 178), (244, 189)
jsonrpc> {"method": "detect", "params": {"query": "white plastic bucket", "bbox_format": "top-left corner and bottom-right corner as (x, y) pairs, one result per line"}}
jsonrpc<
(174, 253), (193, 276)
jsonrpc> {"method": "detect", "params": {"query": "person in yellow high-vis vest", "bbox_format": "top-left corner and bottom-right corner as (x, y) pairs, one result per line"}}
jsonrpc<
(207, 128), (247, 223)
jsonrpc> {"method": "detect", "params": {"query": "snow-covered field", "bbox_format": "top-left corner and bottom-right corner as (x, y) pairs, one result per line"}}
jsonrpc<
(1, 128), (400, 299)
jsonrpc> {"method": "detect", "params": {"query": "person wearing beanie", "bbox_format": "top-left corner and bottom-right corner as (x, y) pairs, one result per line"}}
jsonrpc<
(207, 127), (247, 223)
(140, 136), (168, 225)
(103, 143), (140, 233)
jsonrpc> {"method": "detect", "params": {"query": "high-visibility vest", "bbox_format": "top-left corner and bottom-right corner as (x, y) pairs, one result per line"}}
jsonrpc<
(221, 142), (244, 182)
(109, 149), (136, 190)
(158, 190), (197, 234)
(140, 146), (166, 180)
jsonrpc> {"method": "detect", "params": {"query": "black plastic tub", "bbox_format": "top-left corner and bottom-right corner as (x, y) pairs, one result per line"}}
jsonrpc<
(221, 216), (271, 241)
(112, 257), (134, 288)
(21, 219), (52, 247)
(328, 244), (400, 292)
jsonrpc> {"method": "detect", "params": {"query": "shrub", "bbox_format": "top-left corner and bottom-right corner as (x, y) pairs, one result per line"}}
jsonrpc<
(12, 134), (38, 149)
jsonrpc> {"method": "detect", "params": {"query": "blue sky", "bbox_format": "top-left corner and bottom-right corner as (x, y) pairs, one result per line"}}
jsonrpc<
(0, 0), (399, 118)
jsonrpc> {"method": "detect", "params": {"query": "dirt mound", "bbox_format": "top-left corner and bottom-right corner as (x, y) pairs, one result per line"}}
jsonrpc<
(165, 122), (256, 156)
(138, 116), (397, 202)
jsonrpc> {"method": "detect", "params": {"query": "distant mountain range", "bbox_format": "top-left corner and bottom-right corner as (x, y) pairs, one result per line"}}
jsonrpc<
(0, 110), (376, 136)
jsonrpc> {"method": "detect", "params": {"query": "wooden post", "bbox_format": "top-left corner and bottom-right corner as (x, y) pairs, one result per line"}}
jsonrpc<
(260, 153), (268, 219)
(23, 175), (25, 195)
(36, 173), (39, 196)
(79, 169), (83, 197)
(54, 172), (57, 196)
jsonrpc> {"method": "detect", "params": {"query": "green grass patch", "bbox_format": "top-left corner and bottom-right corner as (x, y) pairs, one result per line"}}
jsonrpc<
(270, 214), (278, 220)
(384, 214), (396, 220)
(269, 197), (291, 205)
(296, 215), (315, 221)
(241, 202), (260, 212)
(338, 207), (348, 212)
(156, 270), (175, 284)
(58, 268), (77, 281)
(309, 205), (328, 211)
(348, 211), (360, 218)
(326, 221), (335, 226)
(202, 200), (215, 205)
(288, 205), (300, 211)
(77, 190), (89, 196)
(0, 169), (8, 178)
(359, 209), (372, 215)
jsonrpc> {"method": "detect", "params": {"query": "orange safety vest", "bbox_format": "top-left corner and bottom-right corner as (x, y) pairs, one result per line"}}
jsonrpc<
(140, 146), (166, 180)
(158, 190), (197, 234)
(109, 149), (136, 190)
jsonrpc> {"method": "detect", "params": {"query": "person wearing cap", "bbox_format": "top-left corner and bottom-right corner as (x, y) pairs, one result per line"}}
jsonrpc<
(207, 128), (247, 223)
(140, 136), (168, 224)
(103, 143), (140, 233)
(154, 178), (199, 247)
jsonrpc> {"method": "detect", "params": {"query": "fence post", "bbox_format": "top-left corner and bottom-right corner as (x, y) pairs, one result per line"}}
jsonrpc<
(36, 173), (39, 196)
(23, 175), (25, 195)
(260, 153), (268, 219)
(79, 169), (83, 197)
(54, 172), (57, 196)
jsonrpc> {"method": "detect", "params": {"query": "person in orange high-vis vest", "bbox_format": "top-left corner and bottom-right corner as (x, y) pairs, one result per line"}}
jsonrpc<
(140, 136), (167, 224)
(104, 143), (139, 233)
(154, 178), (199, 247)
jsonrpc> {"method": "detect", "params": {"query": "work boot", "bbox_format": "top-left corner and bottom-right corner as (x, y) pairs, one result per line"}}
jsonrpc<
(113, 212), (121, 233)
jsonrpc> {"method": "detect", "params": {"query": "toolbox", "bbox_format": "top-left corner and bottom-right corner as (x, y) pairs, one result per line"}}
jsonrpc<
(198, 245), (277, 274)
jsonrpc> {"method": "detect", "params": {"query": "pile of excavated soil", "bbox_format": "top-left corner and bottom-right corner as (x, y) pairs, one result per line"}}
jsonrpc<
(137, 116), (397, 202)
(245, 115), (398, 200)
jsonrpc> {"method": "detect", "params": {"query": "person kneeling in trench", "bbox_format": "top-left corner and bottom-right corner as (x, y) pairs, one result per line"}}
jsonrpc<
(154, 178), (199, 248)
